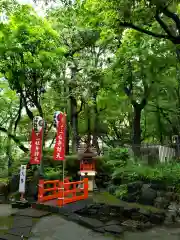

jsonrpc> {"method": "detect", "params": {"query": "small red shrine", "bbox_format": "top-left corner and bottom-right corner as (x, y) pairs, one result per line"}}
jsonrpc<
(78, 147), (97, 191)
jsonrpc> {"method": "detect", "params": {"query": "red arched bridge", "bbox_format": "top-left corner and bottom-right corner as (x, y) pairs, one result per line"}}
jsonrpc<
(37, 178), (89, 207)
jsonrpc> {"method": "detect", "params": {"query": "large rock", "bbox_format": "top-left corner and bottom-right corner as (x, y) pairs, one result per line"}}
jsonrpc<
(122, 191), (140, 203)
(139, 185), (157, 205)
(149, 213), (165, 224)
(150, 182), (166, 191)
(9, 175), (19, 193)
(0, 182), (9, 200)
(127, 181), (143, 193)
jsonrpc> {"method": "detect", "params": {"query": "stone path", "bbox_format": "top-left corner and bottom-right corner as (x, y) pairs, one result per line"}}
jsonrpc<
(124, 227), (180, 240)
(1, 204), (180, 240)
(29, 215), (180, 240)
(29, 215), (114, 240)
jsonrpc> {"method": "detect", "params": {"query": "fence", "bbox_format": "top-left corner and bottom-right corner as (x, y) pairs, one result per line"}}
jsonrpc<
(127, 144), (177, 165)
(38, 178), (88, 206)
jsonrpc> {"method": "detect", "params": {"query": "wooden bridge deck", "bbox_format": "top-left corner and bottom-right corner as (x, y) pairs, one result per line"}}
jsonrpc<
(36, 198), (93, 213)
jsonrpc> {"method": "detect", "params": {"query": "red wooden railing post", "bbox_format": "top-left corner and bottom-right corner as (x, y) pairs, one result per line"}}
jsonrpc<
(38, 179), (44, 203)
(84, 178), (88, 199)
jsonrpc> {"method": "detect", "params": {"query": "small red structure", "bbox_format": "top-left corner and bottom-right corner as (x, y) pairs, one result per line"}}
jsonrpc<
(78, 147), (97, 191)
(37, 178), (88, 206)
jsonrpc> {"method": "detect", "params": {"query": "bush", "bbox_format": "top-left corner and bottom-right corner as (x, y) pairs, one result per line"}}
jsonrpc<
(105, 147), (129, 173)
(112, 162), (180, 185)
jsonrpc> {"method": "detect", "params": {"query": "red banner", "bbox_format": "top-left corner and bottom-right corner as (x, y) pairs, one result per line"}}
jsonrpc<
(30, 116), (44, 165)
(53, 112), (66, 161)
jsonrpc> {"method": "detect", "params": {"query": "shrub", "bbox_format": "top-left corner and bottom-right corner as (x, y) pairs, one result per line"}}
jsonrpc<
(105, 147), (129, 174)
(112, 162), (180, 185)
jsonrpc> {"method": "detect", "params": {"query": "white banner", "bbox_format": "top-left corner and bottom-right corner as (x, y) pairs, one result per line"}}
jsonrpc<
(19, 165), (27, 193)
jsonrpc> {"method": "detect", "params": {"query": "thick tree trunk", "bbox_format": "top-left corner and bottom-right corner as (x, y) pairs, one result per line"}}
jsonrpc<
(132, 106), (142, 158)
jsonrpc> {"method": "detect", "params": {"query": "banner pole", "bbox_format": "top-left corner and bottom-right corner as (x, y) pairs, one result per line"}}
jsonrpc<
(62, 160), (65, 206)
(62, 112), (66, 206)
(39, 120), (45, 177)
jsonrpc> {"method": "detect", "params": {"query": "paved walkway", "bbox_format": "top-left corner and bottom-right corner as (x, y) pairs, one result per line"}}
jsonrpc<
(1, 204), (180, 240)
(29, 215), (180, 240)
(29, 215), (114, 240)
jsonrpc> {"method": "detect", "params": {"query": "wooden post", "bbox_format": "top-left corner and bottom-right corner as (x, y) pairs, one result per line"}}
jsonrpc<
(84, 178), (88, 199)
(38, 179), (44, 203)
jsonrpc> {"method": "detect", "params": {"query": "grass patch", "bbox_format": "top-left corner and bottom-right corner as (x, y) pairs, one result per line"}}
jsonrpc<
(0, 216), (13, 234)
(92, 191), (164, 213)
(0, 178), (8, 183)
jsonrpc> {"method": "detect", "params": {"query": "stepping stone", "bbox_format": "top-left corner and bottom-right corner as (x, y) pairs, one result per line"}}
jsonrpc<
(14, 208), (50, 218)
(105, 220), (121, 226)
(104, 225), (124, 235)
(62, 199), (93, 213)
(0, 233), (23, 239)
(13, 216), (33, 227)
(77, 216), (104, 229)
(12, 201), (30, 209)
(8, 226), (32, 238)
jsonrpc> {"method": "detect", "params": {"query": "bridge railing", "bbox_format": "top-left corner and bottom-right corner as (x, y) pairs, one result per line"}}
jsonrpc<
(57, 178), (88, 206)
(38, 178), (70, 203)
(38, 178), (88, 205)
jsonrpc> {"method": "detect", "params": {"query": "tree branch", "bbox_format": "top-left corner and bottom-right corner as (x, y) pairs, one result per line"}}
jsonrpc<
(155, 12), (173, 37)
(14, 94), (23, 132)
(76, 99), (84, 115)
(0, 127), (29, 153)
(162, 7), (180, 31)
(119, 21), (169, 39)
(119, 21), (180, 44)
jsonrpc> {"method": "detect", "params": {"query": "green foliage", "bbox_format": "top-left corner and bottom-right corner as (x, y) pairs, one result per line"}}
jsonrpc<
(115, 184), (128, 198)
(105, 147), (129, 172)
(113, 162), (180, 185)
(0, 0), (180, 176)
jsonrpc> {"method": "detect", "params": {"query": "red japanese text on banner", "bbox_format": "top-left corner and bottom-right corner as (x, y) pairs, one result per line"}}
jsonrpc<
(53, 112), (66, 161)
(30, 116), (44, 165)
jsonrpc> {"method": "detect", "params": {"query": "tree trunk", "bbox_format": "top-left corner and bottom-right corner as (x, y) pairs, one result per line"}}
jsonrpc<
(65, 122), (70, 155)
(132, 105), (142, 158)
(7, 119), (14, 177)
(156, 105), (163, 144)
(87, 105), (91, 148)
(70, 95), (79, 153)
(92, 101), (100, 154)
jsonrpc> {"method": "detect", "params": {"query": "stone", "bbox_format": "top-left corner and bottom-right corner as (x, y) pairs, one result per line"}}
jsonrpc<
(165, 192), (174, 201)
(123, 207), (139, 218)
(127, 181), (143, 193)
(105, 220), (121, 226)
(77, 216), (104, 229)
(138, 208), (151, 217)
(121, 220), (141, 230)
(8, 226), (32, 238)
(0, 194), (5, 204)
(9, 175), (19, 193)
(131, 211), (148, 222)
(123, 191), (140, 203)
(139, 186), (157, 205)
(0, 183), (9, 201)
(143, 221), (152, 229)
(154, 197), (169, 209)
(165, 211), (177, 225)
(167, 186), (176, 192)
(149, 213), (165, 224)
(104, 225), (124, 235)
(150, 182), (166, 191)
(156, 191), (166, 197)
